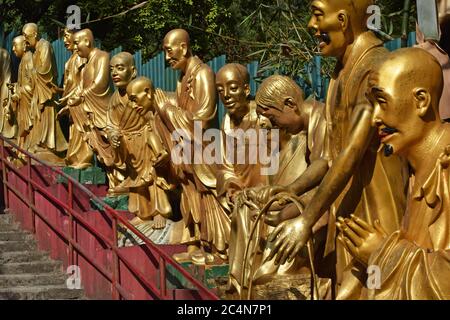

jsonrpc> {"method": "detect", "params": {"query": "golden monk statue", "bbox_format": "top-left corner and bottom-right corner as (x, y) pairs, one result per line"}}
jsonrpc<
(263, 0), (409, 299)
(338, 48), (450, 300)
(215, 63), (270, 206)
(155, 29), (230, 264)
(57, 28), (93, 169)
(226, 75), (328, 299)
(117, 76), (173, 234)
(63, 29), (112, 168)
(103, 52), (137, 194)
(9, 36), (34, 153)
(22, 23), (67, 160)
(0, 43), (16, 139)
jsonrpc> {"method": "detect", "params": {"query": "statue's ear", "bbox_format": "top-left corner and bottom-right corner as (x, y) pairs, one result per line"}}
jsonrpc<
(284, 97), (296, 109)
(244, 84), (251, 98)
(414, 88), (432, 117)
(181, 42), (188, 57)
(338, 10), (349, 32)
(131, 67), (137, 79)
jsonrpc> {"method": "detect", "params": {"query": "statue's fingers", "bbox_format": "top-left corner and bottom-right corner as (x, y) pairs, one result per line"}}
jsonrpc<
(373, 219), (386, 236)
(340, 224), (363, 247)
(343, 237), (359, 258)
(350, 214), (375, 232)
(274, 241), (290, 265)
(267, 225), (282, 243)
(277, 242), (293, 266)
(346, 218), (370, 239)
(287, 243), (302, 263)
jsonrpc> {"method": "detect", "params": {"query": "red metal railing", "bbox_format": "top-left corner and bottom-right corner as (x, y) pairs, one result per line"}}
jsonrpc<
(0, 136), (218, 300)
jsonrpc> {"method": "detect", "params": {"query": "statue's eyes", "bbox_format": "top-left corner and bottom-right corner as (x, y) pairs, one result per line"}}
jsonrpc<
(217, 87), (224, 93)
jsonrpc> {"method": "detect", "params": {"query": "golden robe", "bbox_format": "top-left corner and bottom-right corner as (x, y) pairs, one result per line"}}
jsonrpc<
(29, 39), (67, 152)
(76, 48), (112, 166)
(216, 101), (269, 198)
(366, 146), (450, 300)
(64, 53), (93, 168)
(227, 102), (326, 297)
(115, 104), (172, 221)
(158, 56), (230, 255)
(0, 47), (16, 139)
(323, 32), (409, 297)
(15, 51), (34, 149)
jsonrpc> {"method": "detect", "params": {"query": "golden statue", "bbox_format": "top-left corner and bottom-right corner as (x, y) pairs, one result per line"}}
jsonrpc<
(118, 76), (173, 234)
(215, 63), (270, 206)
(62, 29), (112, 168)
(57, 28), (93, 169)
(22, 23), (67, 161)
(338, 48), (450, 300)
(9, 36), (34, 153)
(264, 0), (409, 300)
(104, 52), (137, 194)
(0, 43), (16, 139)
(226, 75), (328, 299)
(155, 29), (230, 264)
(416, 0), (450, 120)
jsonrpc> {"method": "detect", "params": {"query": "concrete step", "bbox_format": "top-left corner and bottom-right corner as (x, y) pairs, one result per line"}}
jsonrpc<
(0, 273), (66, 288)
(0, 222), (20, 232)
(0, 285), (84, 300)
(0, 251), (49, 264)
(0, 240), (36, 252)
(0, 214), (14, 225)
(0, 231), (33, 242)
(0, 261), (61, 275)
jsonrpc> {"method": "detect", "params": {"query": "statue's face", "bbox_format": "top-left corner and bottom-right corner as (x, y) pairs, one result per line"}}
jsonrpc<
(256, 97), (302, 134)
(163, 37), (187, 70)
(127, 83), (154, 114)
(216, 68), (250, 119)
(110, 56), (136, 89)
(22, 27), (37, 48)
(12, 39), (26, 58)
(369, 64), (425, 156)
(63, 30), (74, 51)
(73, 34), (90, 58)
(308, 0), (349, 58)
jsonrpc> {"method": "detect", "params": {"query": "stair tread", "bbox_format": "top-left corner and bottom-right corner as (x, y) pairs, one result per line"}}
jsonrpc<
(0, 284), (83, 292)
(0, 272), (64, 279)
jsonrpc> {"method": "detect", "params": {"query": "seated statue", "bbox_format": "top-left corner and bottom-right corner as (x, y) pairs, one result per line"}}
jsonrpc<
(338, 48), (450, 300)
(226, 75), (328, 299)
(57, 27), (92, 169)
(215, 63), (270, 208)
(22, 23), (68, 161)
(9, 36), (34, 153)
(118, 76), (173, 236)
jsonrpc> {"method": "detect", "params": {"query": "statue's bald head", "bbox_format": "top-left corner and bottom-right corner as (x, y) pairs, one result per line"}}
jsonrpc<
(163, 29), (192, 71)
(12, 35), (27, 58)
(126, 77), (155, 113)
(73, 29), (95, 58)
(369, 48), (444, 157)
(22, 23), (39, 48)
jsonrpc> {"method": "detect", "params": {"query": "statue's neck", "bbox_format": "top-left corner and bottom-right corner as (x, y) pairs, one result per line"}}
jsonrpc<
(407, 123), (450, 182)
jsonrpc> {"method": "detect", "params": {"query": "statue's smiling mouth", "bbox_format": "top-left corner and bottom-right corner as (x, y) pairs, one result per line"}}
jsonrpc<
(379, 126), (398, 143)
(316, 32), (331, 48)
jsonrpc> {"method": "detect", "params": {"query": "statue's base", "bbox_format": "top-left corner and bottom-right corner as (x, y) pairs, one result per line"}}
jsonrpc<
(166, 262), (229, 291)
(57, 166), (106, 185)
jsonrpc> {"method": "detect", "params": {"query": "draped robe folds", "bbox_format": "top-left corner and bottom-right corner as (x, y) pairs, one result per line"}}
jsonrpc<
(114, 103), (172, 221)
(227, 102), (327, 297)
(157, 56), (230, 254)
(15, 51), (34, 150)
(365, 146), (450, 300)
(76, 48), (112, 166)
(0, 48), (16, 138)
(322, 32), (409, 298)
(29, 39), (67, 152)
(64, 53), (93, 168)
(216, 101), (269, 199)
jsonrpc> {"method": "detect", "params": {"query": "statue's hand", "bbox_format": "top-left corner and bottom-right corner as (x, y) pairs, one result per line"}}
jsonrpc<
(337, 215), (386, 266)
(110, 134), (121, 149)
(266, 215), (312, 265)
(265, 202), (302, 227)
(255, 185), (292, 207)
(154, 88), (172, 113)
(68, 96), (82, 107)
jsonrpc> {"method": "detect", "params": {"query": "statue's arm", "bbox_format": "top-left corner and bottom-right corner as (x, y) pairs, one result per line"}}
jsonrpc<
(191, 67), (216, 122)
(301, 104), (375, 227)
(287, 158), (329, 196)
(81, 53), (110, 97)
(35, 42), (52, 75)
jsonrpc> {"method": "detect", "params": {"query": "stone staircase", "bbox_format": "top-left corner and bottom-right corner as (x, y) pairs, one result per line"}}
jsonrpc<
(0, 213), (85, 300)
